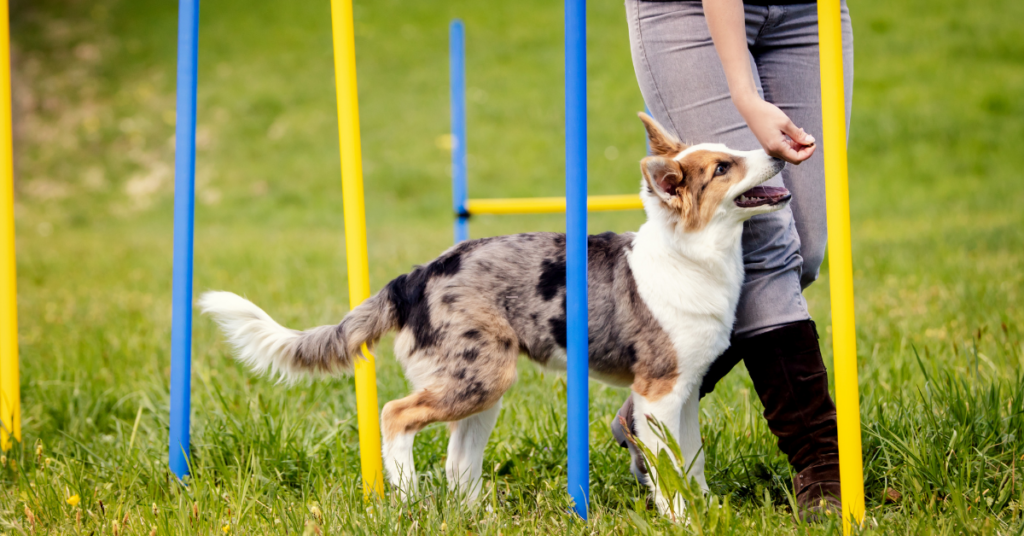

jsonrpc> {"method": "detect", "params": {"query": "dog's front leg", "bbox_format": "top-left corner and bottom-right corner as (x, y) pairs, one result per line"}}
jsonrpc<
(632, 380), (698, 519)
(446, 398), (502, 504)
(677, 386), (708, 492)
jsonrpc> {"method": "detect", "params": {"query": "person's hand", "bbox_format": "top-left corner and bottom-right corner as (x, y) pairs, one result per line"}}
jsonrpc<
(735, 95), (816, 164)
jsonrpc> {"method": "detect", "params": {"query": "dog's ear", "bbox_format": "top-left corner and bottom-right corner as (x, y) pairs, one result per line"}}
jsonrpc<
(641, 156), (685, 203)
(638, 112), (687, 157)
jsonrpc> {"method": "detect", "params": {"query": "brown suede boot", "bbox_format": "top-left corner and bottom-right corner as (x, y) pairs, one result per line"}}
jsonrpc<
(742, 320), (842, 522)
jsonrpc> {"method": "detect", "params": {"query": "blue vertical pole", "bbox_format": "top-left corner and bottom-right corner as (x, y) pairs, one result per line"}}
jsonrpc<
(565, 0), (589, 519)
(450, 20), (469, 244)
(169, 0), (199, 480)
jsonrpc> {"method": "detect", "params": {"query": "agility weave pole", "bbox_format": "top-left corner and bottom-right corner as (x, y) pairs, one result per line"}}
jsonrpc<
(451, 21), (469, 244)
(447, 3), (606, 517)
(816, 0), (865, 532)
(449, 12), (593, 515)
(564, 0), (590, 519)
(0, 0), (19, 453)
(452, 8), (594, 518)
(168, 0), (199, 479)
(329, 0), (385, 497)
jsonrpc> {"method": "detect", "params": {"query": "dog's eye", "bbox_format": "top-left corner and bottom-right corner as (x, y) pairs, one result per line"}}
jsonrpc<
(714, 163), (730, 176)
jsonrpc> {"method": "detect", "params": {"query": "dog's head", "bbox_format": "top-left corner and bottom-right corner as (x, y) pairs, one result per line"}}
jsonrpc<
(637, 112), (790, 234)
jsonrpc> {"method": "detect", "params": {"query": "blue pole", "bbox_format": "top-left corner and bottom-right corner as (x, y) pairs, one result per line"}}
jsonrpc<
(169, 0), (199, 481)
(450, 20), (469, 244)
(565, 0), (589, 519)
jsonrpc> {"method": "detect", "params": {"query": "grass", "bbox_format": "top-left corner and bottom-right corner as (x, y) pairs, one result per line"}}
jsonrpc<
(2, 0), (1023, 533)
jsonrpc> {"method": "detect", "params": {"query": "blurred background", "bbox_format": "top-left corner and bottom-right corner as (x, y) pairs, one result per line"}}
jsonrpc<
(4, 0), (1023, 533)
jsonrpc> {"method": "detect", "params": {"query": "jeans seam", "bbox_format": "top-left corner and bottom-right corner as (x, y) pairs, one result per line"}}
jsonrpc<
(753, 5), (773, 45)
(632, 0), (685, 139)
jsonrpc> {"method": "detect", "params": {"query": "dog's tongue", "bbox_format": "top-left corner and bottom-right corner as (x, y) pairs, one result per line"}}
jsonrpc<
(735, 186), (792, 207)
(743, 186), (790, 198)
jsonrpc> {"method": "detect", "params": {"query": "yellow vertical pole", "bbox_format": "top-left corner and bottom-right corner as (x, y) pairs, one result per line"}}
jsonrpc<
(817, 1), (864, 532)
(0, 0), (19, 453)
(329, 0), (384, 497)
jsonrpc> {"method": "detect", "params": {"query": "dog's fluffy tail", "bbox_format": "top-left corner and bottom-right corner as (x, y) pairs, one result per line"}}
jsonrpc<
(198, 291), (396, 383)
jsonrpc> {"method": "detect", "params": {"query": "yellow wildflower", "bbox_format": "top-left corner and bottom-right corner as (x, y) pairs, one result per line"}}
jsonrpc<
(222, 523), (230, 534)
(67, 494), (81, 507)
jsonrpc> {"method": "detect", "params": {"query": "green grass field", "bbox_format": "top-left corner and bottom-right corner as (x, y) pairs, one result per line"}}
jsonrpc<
(3, 0), (1024, 533)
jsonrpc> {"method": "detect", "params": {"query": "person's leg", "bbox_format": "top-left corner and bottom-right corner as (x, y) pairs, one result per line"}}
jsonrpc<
(619, 0), (853, 520)
(753, 2), (854, 289)
(627, 0), (763, 147)
(730, 2), (854, 519)
(696, 2), (853, 393)
(626, 0), (812, 340)
(619, 0), (802, 478)
(622, 0), (809, 405)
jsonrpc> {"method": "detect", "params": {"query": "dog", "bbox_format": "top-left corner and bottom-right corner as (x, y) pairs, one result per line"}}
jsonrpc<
(199, 112), (789, 515)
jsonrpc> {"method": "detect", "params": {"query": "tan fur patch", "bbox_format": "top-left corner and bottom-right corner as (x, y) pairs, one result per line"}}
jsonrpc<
(382, 361), (514, 442)
(632, 374), (678, 402)
(381, 391), (445, 441)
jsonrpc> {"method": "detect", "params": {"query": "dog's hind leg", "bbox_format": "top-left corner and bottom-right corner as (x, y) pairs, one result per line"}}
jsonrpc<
(446, 398), (502, 504)
(381, 390), (446, 501)
(381, 355), (515, 502)
(384, 301), (517, 503)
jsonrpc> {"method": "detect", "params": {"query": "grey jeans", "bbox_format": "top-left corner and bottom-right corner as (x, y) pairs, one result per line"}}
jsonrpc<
(626, 0), (854, 337)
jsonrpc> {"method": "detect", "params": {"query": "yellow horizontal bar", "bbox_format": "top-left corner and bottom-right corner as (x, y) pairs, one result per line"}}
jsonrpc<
(466, 194), (642, 215)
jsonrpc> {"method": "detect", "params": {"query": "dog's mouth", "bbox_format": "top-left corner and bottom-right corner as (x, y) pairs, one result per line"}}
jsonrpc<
(734, 186), (792, 208)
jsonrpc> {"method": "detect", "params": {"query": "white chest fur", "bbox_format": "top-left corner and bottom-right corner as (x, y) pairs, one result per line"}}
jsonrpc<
(627, 221), (745, 389)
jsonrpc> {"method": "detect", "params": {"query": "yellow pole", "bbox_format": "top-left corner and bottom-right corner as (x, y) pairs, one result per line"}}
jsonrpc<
(816, 1), (864, 532)
(467, 194), (643, 215)
(0, 0), (19, 452)
(329, 0), (384, 497)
